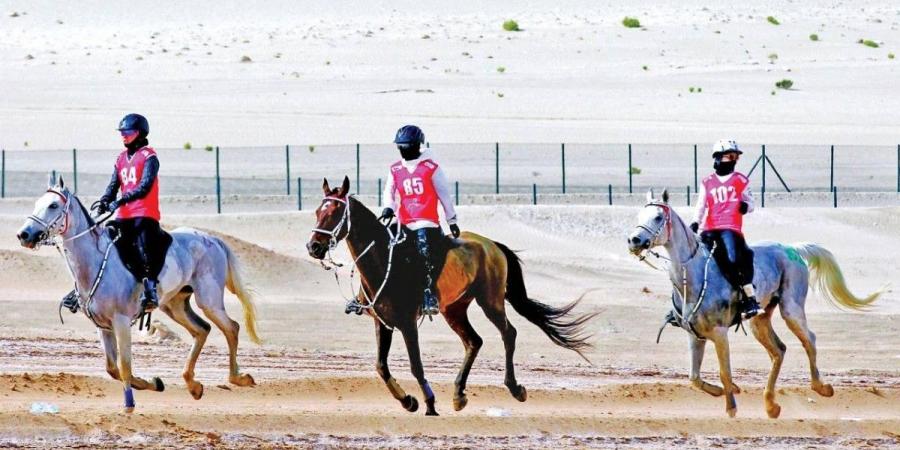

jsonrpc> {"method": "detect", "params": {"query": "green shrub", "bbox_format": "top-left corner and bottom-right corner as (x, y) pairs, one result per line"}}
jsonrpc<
(809, 33), (819, 41)
(860, 39), (879, 48)
(768, 53), (778, 62)
(642, 65), (648, 70)
(502, 20), (520, 32)
(183, 142), (192, 150)
(775, 79), (793, 89)
(689, 87), (695, 93)
(889, 53), (896, 59)
(239, 55), (252, 63)
(629, 166), (642, 175)
(204, 145), (214, 151)
(308, 145), (316, 153)
(622, 17), (641, 28)
(496, 66), (506, 73)
(767, 16), (780, 25)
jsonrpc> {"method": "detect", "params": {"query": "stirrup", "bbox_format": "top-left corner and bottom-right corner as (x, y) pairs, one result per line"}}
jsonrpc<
(656, 310), (679, 344)
(61, 290), (80, 314)
(423, 289), (439, 317)
(345, 298), (366, 315)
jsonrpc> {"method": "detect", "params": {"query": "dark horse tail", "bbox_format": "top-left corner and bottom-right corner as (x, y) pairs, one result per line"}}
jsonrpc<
(495, 241), (597, 362)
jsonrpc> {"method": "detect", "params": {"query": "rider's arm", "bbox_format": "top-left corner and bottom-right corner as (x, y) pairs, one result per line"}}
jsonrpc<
(382, 173), (397, 211)
(100, 166), (120, 203)
(118, 156), (159, 204)
(692, 182), (707, 224)
(433, 167), (458, 225)
(742, 186), (755, 214)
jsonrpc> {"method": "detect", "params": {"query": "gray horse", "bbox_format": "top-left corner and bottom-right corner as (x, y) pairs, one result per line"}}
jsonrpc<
(627, 189), (882, 418)
(16, 175), (261, 413)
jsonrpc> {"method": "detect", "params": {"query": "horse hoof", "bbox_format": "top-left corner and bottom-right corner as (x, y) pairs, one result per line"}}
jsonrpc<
(814, 383), (834, 397)
(124, 406), (135, 414)
(726, 407), (737, 418)
(189, 382), (204, 400)
(402, 395), (419, 413)
(426, 410), (440, 417)
(153, 377), (165, 392)
(767, 403), (782, 419)
(453, 395), (468, 411)
(514, 385), (528, 402)
(732, 384), (742, 394)
(230, 373), (256, 387)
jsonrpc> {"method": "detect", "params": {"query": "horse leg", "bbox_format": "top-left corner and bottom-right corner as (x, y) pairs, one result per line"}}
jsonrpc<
(196, 282), (255, 387)
(709, 328), (738, 418)
(750, 312), (786, 418)
(160, 291), (210, 400)
(112, 314), (163, 413)
(780, 302), (834, 397)
(443, 300), (482, 411)
(374, 320), (417, 412)
(98, 329), (120, 381)
(399, 323), (438, 416)
(477, 294), (526, 402)
(688, 335), (723, 396)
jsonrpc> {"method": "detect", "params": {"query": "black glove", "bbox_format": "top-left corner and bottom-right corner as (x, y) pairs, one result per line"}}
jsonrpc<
(739, 201), (749, 214)
(689, 222), (699, 234)
(378, 207), (394, 223)
(449, 224), (460, 238)
(92, 199), (110, 215)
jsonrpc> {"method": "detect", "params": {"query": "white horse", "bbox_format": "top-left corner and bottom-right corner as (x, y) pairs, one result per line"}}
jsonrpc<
(17, 174), (261, 413)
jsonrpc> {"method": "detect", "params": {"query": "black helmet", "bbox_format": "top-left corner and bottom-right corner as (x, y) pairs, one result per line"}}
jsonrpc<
(117, 113), (149, 137)
(393, 125), (425, 145)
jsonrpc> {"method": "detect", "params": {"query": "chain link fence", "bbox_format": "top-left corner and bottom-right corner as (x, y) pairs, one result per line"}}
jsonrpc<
(2, 143), (898, 212)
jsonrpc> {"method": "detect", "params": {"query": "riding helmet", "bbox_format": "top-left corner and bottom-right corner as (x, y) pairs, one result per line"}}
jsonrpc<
(117, 113), (150, 137)
(712, 139), (742, 158)
(393, 125), (425, 146)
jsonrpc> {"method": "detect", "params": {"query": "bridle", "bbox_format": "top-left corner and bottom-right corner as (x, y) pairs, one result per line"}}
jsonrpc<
(634, 201), (700, 267)
(26, 188), (113, 247)
(310, 195), (352, 263)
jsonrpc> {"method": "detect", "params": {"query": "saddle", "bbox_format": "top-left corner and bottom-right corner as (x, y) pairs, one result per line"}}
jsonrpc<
(107, 222), (173, 281)
(393, 229), (457, 281)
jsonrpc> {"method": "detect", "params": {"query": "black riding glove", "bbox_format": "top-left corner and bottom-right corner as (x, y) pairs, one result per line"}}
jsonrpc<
(92, 200), (111, 215)
(739, 201), (749, 214)
(378, 207), (395, 223)
(689, 222), (699, 234)
(449, 224), (460, 238)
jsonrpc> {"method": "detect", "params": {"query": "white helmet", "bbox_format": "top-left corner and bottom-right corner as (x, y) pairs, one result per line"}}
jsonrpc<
(712, 139), (742, 158)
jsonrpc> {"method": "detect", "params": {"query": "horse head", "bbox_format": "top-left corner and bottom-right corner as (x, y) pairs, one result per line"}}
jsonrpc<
(17, 173), (75, 249)
(307, 175), (351, 260)
(627, 188), (673, 255)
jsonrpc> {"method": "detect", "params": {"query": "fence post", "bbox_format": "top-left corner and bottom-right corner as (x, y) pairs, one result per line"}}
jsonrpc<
(686, 185), (691, 206)
(285, 145), (291, 195)
(896, 144), (899, 193)
(832, 186), (837, 208)
(215, 146), (221, 214)
(628, 144), (633, 194)
(0, 149), (4, 198)
(377, 178), (382, 207)
(693, 144), (698, 192)
(761, 144), (767, 196)
(495, 142), (500, 194)
(561, 143), (566, 194)
(532, 184), (537, 205)
(608, 184), (612, 205)
(72, 148), (78, 194)
(297, 177), (303, 210)
(829, 145), (834, 192)
(356, 143), (361, 195)
(455, 181), (459, 206)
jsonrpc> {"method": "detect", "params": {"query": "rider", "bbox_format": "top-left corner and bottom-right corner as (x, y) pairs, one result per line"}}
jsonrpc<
(689, 139), (761, 320)
(379, 125), (460, 316)
(63, 113), (163, 313)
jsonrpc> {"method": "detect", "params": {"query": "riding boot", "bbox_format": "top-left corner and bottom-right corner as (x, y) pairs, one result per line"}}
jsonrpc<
(141, 278), (159, 312)
(416, 229), (440, 316)
(740, 284), (761, 319)
(61, 289), (80, 313)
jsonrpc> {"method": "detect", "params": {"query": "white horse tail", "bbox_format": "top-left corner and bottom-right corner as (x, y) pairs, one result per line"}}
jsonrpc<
(219, 239), (262, 344)
(791, 243), (884, 310)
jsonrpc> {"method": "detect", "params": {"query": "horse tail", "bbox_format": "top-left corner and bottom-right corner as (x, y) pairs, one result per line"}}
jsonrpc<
(220, 239), (262, 344)
(791, 243), (884, 310)
(494, 241), (597, 362)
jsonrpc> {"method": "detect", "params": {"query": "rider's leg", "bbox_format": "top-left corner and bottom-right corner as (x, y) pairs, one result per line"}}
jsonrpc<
(415, 227), (440, 316)
(721, 230), (760, 318)
(134, 218), (161, 311)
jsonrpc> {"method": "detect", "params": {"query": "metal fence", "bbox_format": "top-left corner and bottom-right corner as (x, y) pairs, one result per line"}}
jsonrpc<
(2, 143), (898, 212)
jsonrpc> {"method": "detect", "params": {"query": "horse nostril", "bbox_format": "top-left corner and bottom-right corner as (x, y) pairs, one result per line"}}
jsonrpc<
(629, 236), (641, 245)
(18, 231), (28, 241)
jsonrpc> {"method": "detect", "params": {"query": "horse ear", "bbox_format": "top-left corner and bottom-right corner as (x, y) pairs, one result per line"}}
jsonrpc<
(322, 178), (331, 194)
(339, 176), (351, 197)
(661, 188), (669, 204)
(48, 171), (57, 187)
(645, 188), (654, 202)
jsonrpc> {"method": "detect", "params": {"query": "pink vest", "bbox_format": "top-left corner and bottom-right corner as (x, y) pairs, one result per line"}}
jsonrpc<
(391, 159), (440, 225)
(114, 147), (161, 221)
(703, 172), (748, 233)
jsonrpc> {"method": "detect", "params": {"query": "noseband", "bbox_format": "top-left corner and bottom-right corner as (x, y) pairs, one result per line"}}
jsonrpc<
(27, 189), (72, 245)
(311, 196), (351, 253)
(635, 201), (673, 244)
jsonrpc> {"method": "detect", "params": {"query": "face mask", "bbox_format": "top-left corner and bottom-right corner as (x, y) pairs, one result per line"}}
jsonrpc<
(713, 159), (736, 176)
(398, 144), (421, 161)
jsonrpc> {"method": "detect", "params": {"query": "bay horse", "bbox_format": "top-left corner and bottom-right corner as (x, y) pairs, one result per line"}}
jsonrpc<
(307, 176), (596, 416)
(627, 189), (883, 418)
(16, 174), (261, 413)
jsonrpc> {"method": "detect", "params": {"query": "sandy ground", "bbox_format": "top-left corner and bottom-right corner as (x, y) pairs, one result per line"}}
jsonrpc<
(1, 0), (899, 148)
(1, 201), (898, 448)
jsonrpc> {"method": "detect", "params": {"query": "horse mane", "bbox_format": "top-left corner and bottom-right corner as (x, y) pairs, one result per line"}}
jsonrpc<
(346, 196), (389, 246)
(71, 193), (96, 227)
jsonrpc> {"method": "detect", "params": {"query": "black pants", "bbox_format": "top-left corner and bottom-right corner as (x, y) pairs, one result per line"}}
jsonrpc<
(701, 229), (754, 288)
(116, 217), (165, 282)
